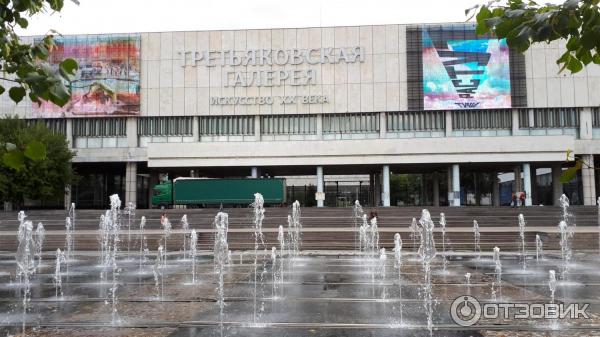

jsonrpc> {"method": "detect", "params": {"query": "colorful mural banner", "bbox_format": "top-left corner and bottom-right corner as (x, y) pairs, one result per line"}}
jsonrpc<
(422, 28), (511, 110)
(33, 34), (141, 117)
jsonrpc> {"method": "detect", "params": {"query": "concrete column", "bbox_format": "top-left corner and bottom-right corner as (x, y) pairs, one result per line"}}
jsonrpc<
(432, 172), (440, 207)
(369, 173), (375, 206)
(382, 165), (390, 207)
(511, 109), (519, 135)
(581, 154), (596, 205)
(445, 111), (453, 137)
(452, 164), (460, 206)
(254, 115), (261, 141)
(65, 119), (73, 149)
(447, 166), (453, 205)
(514, 166), (522, 193)
(492, 173), (500, 206)
(522, 163), (532, 206)
(316, 114), (323, 139)
(126, 117), (137, 148)
(379, 112), (387, 139)
(125, 162), (137, 206)
(316, 166), (324, 208)
(192, 116), (200, 141)
(552, 164), (563, 206)
(580, 107), (593, 140)
(251, 167), (259, 178)
(528, 109), (535, 128)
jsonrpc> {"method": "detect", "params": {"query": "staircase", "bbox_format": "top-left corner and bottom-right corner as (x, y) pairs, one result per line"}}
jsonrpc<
(0, 206), (597, 253)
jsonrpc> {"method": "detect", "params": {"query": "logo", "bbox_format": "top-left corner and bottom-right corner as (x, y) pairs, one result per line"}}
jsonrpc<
(450, 295), (481, 326)
(450, 295), (591, 327)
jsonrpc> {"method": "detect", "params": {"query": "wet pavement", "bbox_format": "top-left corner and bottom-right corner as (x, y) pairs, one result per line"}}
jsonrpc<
(1, 249), (600, 336)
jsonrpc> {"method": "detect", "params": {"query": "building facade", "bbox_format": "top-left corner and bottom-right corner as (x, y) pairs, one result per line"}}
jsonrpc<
(2, 23), (599, 209)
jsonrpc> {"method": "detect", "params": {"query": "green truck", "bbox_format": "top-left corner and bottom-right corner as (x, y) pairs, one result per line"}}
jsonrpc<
(151, 178), (286, 208)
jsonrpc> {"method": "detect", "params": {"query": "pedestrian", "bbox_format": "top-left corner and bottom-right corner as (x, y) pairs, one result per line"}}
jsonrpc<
(512, 193), (517, 208)
(519, 192), (526, 207)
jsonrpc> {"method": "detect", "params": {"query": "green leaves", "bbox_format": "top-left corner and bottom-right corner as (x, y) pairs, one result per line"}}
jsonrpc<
(560, 161), (581, 183)
(8, 87), (26, 104)
(3, 150), (25, 171)
(24, 140), (46, 161)
(59, 58), (78, 80)
(472, 0), (600, 74)
(0, 116), (75, 204)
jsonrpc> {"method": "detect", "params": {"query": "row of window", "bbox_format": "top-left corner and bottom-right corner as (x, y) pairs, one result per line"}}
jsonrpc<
(73, 118), (127, 137)
(40, 108), (588, 138)
(452, 109), (512, 130)
(138, 117), (193, 136)
(518, 108), (580, 128)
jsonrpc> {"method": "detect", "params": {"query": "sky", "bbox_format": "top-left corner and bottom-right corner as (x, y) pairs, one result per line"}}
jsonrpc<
(18, 0), (486, 35)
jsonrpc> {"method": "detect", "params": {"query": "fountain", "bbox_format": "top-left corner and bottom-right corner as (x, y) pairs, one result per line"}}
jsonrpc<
(473, 220), (481, 259)
(15, 216), (35, 335)
(518, 214), (526, 269)
(104, 194), (122, 324)
(138, 216), (147, 273)
(152, 245), (164, 300)
(465, 272), (471, 294)
(53, 248), (67, 299)
(379, 248), (387, 300)
(417, 209), (437, 335)
(214, 211), (230, 333)
(161, 215), (172, 268)
(68, 203), (76, 254)
(536, 234), (543, 262)
(491, 246), (502, 301)
(34, 222), (45, 270)
(271, 247), (280, 298)
(439, 212), (447, 272)
(64, 217), (73, 278)
(98, 212), (109, 268)
(124, 202), (135, 259)
(277, 225), (286, 256)
(549, 269), (557, 303)
(251, 193), (266, 324)
(181, 214), (189, 259)
(393, 233), (403, 325)
(359, 215), (380, 257)
(353, 200), (364, 250)
(409, 217), (419, 252)
(287, 201), (302, 257)
(187, 229), (196, 283)
(277, 225), (286, 289)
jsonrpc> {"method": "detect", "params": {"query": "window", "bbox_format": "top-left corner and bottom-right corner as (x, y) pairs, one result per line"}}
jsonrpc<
(519, 108), (579, 128)
(73, 118), (127, 137)
(452, 109), (511, 130)
(138, 117), (193, 136)
(323, 113), (379, 133)
(261, 115), (316, 135)
(199, 115), (254, 136)
(592, 108), (600, 127)
(387, 111), (445, 131)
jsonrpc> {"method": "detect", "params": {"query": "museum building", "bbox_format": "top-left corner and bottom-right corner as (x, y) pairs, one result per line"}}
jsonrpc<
(1, 23), (599, 209)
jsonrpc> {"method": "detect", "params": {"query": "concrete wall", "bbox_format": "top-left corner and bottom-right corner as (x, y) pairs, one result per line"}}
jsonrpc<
(3, 24), (600, 120)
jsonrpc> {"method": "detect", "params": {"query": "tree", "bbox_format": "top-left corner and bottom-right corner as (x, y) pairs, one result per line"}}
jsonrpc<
(469, 0), (600, 73)
(1, 0), (80, 106)
(0, 116), (75, 207)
